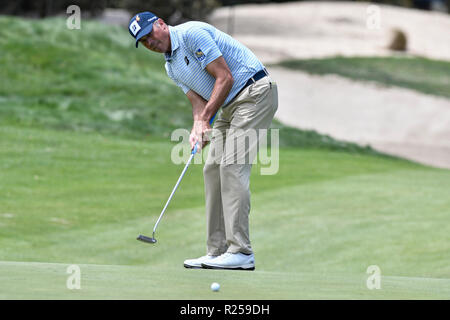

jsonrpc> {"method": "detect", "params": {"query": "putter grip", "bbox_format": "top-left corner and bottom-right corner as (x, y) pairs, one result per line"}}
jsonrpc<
(191, 142), (199, 155)
(191, 113), (216, 155)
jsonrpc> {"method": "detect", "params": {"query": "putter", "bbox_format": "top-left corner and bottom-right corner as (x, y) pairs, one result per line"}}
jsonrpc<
(137, 114), (216, 244)
(137, 143), (199, 244)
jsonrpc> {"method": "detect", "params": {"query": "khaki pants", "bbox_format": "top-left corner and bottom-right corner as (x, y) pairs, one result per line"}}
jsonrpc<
(204, 76), (278, 255)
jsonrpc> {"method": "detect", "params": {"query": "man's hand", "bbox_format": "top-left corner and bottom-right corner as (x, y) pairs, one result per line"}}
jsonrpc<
(190, 119), (211, 150)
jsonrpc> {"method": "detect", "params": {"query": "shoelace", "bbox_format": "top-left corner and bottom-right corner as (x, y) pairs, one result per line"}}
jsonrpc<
(217, 252), (233, 259)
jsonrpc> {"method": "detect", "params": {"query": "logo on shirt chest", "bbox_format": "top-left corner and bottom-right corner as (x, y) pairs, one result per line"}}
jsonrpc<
(184, 56), (189, 66)
(195, 49), (206, 62)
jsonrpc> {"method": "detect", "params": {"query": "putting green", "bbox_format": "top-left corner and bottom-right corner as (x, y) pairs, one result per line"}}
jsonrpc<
(1, 261), (449, 300)
(1, 125), (449, 299)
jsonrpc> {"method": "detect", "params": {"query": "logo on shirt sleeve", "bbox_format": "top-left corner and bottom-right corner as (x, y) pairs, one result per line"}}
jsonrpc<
(195, 49), (206, 62)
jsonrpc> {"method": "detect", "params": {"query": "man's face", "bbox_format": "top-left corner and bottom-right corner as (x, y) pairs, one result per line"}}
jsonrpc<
(139, 19), (171, 53)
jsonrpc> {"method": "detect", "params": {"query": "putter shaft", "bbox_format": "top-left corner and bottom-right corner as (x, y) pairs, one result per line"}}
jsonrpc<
(139, 113), (215, 244)
(152, 150), (196, 236)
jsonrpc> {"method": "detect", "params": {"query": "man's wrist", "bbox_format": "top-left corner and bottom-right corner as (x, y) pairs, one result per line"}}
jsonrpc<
(199, 112), (210, 123)
(193, 117), (208, 124)
(200, 105), (218, 123)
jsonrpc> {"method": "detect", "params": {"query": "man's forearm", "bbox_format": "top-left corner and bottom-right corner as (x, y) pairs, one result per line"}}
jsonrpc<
(200, 76), (233, 122)
(192, 98), (206, 122)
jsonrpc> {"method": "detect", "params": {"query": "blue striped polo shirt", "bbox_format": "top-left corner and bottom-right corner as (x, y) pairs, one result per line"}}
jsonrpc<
(164, 21), (264, 107)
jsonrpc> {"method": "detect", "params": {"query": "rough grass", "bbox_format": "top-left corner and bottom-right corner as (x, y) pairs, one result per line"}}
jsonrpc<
(0, 16), (380, 155)
(277, 56), (450, 99)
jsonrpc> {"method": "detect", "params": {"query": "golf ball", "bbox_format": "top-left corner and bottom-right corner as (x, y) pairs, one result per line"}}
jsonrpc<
(211, 282), (220, 292)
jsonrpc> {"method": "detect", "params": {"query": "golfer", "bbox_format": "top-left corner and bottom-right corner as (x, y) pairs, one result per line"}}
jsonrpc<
(129, 11), (278, 270)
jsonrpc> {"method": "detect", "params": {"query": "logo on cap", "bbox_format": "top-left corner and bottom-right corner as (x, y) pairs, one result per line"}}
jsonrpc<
(129, 20), (141, 36)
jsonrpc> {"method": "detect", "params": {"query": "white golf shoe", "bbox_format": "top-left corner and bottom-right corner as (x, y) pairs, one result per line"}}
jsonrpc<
(201, 252), (255, 271)
(183, 255), (218, 269)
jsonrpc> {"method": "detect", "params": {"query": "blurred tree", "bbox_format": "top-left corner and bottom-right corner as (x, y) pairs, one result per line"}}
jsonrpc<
(220, 0), (448, 12)
(122, 0), (221, 24)
(1, 0), (446, 17)
(412, 0), (431, 10)
(355, 0), (448, 11)
(0, 0), (220, 22)
(221, 0), (270, 4)
(106, 0), (127, 8)
(0, 0), (108, 17)
(0, 0), (40, 16)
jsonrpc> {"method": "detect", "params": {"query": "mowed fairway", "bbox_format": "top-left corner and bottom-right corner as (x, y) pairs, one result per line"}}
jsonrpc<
(1, 125), (449, 299)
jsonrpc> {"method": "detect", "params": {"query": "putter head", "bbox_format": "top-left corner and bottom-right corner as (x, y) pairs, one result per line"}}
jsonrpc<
(137, 234), (157, 244)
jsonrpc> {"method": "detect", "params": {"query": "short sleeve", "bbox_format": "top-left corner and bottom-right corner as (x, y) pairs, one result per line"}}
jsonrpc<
(185, 27), (222, 70)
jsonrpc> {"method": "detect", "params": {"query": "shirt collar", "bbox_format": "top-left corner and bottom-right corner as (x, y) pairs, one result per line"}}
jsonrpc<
(165, 26), (180, 62)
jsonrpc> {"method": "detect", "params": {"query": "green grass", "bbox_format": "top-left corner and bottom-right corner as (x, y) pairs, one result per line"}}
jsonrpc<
(277, 56), (450, 99)
(0, 125), (449, 299)
(0, 16), (380, 155)
(0, 16), (189, 139)
(0, 16), (449, 299)
(2, 261), (449, 299)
